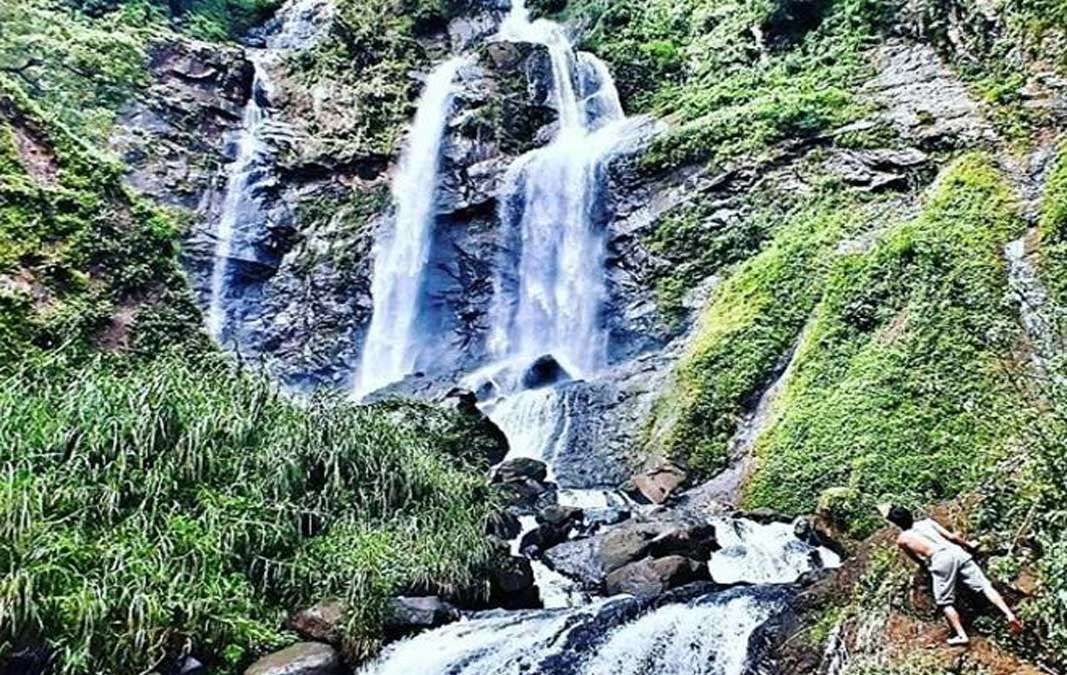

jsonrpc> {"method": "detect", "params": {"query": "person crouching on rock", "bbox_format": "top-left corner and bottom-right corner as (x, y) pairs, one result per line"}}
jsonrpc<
(879, 504), (1023, 646)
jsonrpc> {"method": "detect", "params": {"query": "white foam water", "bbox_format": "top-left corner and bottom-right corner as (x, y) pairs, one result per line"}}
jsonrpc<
(486, 0), (639, 380)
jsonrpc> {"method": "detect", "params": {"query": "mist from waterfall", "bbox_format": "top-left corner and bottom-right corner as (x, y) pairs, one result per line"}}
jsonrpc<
(354, 58), (465, 397)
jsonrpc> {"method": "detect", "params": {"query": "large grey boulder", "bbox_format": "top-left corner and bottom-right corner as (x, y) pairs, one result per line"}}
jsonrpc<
(542, 512), (718, 589)
(604, 555), (709, 597)
(243, 643), (342, 675)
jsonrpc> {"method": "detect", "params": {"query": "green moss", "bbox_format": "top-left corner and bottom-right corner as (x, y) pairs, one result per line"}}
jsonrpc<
(744, 155), (1025, 535)
(0, 75), (204, 368)
(1038, 139), (1067, 304)
(646, 190), (872, 474)
(562, 0), (884, 170)
(285, 0), (451, 159)
(646, 198), (771, 330)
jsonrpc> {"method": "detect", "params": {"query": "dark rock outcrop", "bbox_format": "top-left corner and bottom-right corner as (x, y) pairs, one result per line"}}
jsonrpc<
(488, 554), (541, 609)
(521, 354), (571, 390)
(519, 505), (583, 556)
(384, 596), (461, 639)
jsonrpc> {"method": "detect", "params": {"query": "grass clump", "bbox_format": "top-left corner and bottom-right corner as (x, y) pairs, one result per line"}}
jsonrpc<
(744, 155), (1025, 535)
(0, 355), (495, 674)
(646, 188), (873, 475)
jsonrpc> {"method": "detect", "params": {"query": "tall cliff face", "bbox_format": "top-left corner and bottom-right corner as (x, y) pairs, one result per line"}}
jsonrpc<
(107, 0), (1067, 493)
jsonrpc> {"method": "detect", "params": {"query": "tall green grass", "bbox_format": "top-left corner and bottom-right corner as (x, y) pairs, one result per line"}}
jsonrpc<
(0, 356), (495, 674)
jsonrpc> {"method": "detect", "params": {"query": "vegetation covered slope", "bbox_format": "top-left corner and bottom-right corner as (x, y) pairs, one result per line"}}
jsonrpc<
(0, 3), (502, 673)
(747, 155), (1024, 530)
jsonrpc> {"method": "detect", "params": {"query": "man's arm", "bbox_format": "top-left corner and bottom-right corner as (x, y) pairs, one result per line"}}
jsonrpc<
(931, 520), (978, 550)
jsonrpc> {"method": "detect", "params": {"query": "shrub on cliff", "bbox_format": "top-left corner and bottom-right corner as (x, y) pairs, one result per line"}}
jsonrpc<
(0, 356), (496, 674)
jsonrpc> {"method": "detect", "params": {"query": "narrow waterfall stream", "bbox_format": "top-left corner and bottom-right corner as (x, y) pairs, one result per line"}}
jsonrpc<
(207, 0), (331, 343)
(355, 58), (466, 397)
(207, 60), (272, 342)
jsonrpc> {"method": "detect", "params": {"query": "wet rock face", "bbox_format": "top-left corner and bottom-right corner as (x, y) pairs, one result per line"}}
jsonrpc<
(110, 39), (252, 212)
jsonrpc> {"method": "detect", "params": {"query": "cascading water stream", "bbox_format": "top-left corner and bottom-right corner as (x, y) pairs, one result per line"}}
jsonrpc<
(354, 58), (465, 398)
(207, 60), (271, 341)
(359, 516), (836, 675)
(206, 0), (331, 343)
(487, 1), (630, 379)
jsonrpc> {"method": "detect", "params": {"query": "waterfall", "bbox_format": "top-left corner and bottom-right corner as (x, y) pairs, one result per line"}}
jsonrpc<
(487, 1), (633, 379)
(354, 58), (465, 397)
(207, 61), (271, 342)
(206, 0), (331, 343)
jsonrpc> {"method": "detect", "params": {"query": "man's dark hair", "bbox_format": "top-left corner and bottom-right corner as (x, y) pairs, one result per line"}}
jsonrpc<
(886, 505), (914, 530)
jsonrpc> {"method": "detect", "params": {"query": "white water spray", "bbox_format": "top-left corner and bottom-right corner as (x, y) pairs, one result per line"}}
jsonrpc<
(354, 58), (465, 397)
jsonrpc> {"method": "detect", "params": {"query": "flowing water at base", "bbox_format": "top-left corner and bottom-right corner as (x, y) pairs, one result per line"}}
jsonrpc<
(359, 582), (796, 675)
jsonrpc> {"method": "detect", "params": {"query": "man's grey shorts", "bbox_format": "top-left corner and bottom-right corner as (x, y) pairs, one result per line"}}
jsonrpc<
(929, 548), (992, 606)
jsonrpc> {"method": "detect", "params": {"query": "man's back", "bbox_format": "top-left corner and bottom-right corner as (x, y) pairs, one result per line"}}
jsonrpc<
(897, 518), (961, 562)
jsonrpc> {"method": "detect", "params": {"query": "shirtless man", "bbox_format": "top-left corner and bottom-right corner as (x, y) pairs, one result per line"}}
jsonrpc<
(880, 504), (1023, 646)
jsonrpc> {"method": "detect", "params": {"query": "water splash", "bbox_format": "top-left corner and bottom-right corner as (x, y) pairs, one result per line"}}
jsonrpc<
(354, 58), (465, 397)
(709, 519), (840, 585)
(358, 585), (792, 675)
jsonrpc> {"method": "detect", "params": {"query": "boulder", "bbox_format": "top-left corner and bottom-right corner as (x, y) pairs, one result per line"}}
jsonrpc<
(521, 354), (571, 390)
(536, 504), (583, 529)
(628, 462), (687, 504)
(243, 643), (342, 675)
(289, 599), (343, 645)
(439, 389), (510, 466)
(488, 554), (541, 609)
(543, 513), (719, 588)
(519, 521), (571, 557)
(604, 556), (709, 598)
(646, 521), (719, 561)
(494, 457), (548, 483)
(384, 596), (461, 639)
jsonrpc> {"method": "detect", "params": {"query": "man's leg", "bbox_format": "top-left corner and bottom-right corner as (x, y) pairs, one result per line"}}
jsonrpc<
(942, 604), (969, 643)
(960, 559), (1022, 630)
